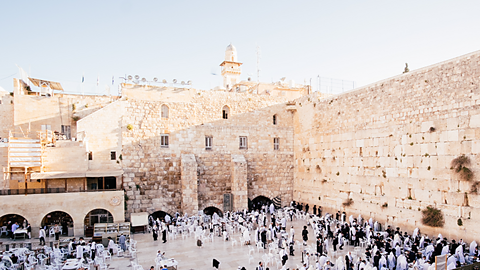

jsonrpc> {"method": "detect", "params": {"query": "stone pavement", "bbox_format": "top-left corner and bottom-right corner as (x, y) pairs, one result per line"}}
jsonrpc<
(106, 218), (362, 270)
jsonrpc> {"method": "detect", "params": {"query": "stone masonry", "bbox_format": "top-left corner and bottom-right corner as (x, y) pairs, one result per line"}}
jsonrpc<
(181, 154), (198, 215)
(231, 154), (248, 211)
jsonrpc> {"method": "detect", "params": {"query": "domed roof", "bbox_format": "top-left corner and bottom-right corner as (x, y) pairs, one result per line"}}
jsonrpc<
(226, 43), (236, 52)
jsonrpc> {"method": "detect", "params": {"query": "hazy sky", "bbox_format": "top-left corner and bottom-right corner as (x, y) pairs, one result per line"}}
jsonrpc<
(1, 1), (480, 95)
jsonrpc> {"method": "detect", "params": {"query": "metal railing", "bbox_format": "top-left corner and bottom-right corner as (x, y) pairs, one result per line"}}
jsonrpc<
(0, 188), (122, 196)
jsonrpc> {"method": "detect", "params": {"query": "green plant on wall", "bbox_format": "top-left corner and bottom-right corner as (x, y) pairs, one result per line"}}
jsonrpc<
(421, 206), (444, 227)
(451, 155), (474, 181)
(127, 124), (133, 130)
(457, 218), (463, 226)
(342, 198), (353, 207)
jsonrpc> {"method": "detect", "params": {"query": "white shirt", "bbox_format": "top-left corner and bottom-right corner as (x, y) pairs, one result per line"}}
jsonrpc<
(39, 229), (46, 238)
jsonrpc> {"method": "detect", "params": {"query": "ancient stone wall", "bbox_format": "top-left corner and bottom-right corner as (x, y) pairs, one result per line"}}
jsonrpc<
(121, 92), (296, 217)
(293, 50), (480, 241)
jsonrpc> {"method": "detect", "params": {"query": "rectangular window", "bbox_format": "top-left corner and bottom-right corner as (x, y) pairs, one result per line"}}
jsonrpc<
(110, 151), (116, 160)
(205, 136), (212, 150)
(88, 152), (93, 160)
(274, 137), (279, 150)
(239, 136), (247, 150)
(161, 134), (169, 148)
(61, 125), (71, 140)
(41, 124), (52, 131)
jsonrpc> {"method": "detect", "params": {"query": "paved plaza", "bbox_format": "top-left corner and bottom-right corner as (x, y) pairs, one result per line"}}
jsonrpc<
(1, 216), (358, 270)
(118, 217), (356, 270)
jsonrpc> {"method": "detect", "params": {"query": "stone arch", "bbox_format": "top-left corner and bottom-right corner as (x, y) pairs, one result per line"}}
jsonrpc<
(83, 208), (114, 227)
(222, 105), (230, 119)
(250, 195), (272, 210)
(161, 104), (169, 118)
(0, 213), (29, 228)
(203, 206), (223, 217)
(149, 210), (172, 222)
(40, 211), (74, 236)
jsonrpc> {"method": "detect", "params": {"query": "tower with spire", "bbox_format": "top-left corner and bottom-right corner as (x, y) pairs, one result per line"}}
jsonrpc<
(220, 43), (242, 89)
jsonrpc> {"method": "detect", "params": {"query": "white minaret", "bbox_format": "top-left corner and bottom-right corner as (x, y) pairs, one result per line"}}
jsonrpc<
(220, 43), (242, 89)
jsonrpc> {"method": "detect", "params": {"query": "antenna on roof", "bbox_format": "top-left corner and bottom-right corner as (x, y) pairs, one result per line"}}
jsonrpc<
(256, 45), (261, 82)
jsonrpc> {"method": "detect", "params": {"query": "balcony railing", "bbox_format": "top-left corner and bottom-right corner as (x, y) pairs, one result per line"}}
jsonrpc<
(0, 188), (122, 196)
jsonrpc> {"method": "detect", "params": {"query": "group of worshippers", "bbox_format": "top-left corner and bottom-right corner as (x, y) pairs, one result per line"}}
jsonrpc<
(149, 215), (169, 243)
(303, 208), (479, 270)
(4, 219), (32, 239)
(145, 200), (480, 270)
(64, 233), (127, 260)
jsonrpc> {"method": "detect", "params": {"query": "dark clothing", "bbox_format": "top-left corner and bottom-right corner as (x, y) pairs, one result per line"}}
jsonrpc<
(162, 229), (167, 243)
(302, 228), (308, 241)
(213, 259), (220, 269)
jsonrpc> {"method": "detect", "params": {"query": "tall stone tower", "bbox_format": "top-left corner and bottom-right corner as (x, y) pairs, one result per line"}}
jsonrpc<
(220, 43), (242, 89)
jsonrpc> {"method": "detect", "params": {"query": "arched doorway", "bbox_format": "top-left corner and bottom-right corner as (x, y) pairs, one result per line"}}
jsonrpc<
(0, 214), (28, 232)
(251, 196), (272, 210)
(203, 206), (223, 217)
(84, 209), (114, 237)
(149, 211), (171, 224)
(41, 211), (74, 236)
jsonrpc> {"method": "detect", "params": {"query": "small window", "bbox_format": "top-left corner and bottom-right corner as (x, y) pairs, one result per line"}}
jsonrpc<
(161, 104), (169, 118)
(239, 136), (247, 150)
(41, 125), (52, 131)
(61, 125), (71, 140)
(273, 115), (277, 125)
(110, 151), (116, 160)
(274, 137), (279, 150)
(222, 106), (229, 119)
(88, 152), (93, 160)
(205, 136), (212, 150)
(161, 134), (169, 148)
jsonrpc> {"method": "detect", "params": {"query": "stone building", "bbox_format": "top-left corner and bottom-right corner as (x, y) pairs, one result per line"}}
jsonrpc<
(0, 44), (310, 236)
(1, 45), (480, 242)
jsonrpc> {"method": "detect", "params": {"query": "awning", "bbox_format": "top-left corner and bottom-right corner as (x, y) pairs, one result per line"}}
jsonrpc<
(30, 170), (124, 180)
(30, 172), (85, 180)
(85, 170), (124, 177)
(28, 77), (64, 91)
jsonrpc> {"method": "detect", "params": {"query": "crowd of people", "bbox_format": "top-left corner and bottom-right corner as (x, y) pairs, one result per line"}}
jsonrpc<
(145, 201), (480, 270)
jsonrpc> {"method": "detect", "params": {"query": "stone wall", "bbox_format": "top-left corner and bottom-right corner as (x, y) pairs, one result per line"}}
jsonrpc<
(0, 89), (14, 140)
(121, 91), (296, 217)
(293, 50), (480, 241)
(12, 78), (116, 139)
(77, 101), (124, 172)
(0, 190), (124, 237)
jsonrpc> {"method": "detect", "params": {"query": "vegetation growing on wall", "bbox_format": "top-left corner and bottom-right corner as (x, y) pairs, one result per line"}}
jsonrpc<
(451, 155), (474, 181)
(421, 206), (444, 227)
(342, 198), (353, 207)
(451, 155), (478, 193)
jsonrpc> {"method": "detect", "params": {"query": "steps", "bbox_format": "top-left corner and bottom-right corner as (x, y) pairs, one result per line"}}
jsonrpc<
(8, 138), (42, 168)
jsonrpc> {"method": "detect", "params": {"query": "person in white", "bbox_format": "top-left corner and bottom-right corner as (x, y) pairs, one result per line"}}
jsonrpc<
(76, 243), (83, 259)
(107, 237), (115, 255)
(290, 226), (295, 241)
(39, 227), (46, 246)
(269, 203), (275, 215)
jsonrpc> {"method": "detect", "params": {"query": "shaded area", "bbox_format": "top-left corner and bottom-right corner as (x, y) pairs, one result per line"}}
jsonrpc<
(204, 206), (223, 217)
(250, 195), (272, 210)
(41, 211), (73, 235)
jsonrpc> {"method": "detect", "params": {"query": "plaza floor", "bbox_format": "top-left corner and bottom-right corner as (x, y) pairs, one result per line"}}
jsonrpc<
(0, 217), (362, 270)
(111, 218), (360, 270)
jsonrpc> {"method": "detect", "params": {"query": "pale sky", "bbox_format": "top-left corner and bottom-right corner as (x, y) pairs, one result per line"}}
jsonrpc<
(1, 1), (480, 95)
